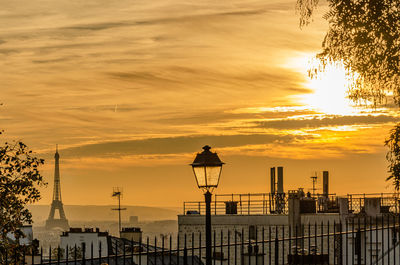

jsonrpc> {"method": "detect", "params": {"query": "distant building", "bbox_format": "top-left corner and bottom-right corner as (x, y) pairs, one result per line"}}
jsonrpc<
(6, 225), (33, 246)
(60, 227), (145, 259)
(6, 225), (42, 265)
(60, 228), (109, 258)
(59, 226), (203, 265)
(129, 215), (139, 224)
(120, 227), (142, 242)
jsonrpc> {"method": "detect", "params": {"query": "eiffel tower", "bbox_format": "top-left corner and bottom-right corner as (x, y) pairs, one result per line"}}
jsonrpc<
(45, 146), (69, 230)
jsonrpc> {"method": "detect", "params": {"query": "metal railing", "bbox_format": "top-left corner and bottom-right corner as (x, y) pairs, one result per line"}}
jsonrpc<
(183, 192), (400, 216)
(5, 215), (400, 264)
(348, 193), (400, 214)
(183, 193), (289, 215)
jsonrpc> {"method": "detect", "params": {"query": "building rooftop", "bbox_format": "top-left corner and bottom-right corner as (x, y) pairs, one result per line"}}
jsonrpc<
(61, 227), (109, 237)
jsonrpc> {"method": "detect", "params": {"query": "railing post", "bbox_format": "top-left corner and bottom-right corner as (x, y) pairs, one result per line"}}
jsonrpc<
(22, 247), (26, 265)
(199, 232), (202, 262)
(130, 239), (134, 265)
(248, 228), (251, 265)
(82, 242), (86, 265)
(183, 243), (188, 265)
(268, 227), (271, 265)
(176, 235), (179, 265)
(281, 226), (284, 265)
(107, 241), (110, 265)
(155, 237), (158, 265)
(123, 239), (126, 265)
(90, 242), (93, 265)
(327, 221), (330, 265)
(381, 215), (384, 265)
(99, 242), (101, 264)
(214, 231), (216, 265)
(57, 245), (61, 265)
(356, 229), (361, 265)
(139, 237), (142, 265)
(162, 235), (165, 265)
(363, 218), (366, 265)
(115, 239), (118, 265)
(369, 217), (372, 265)
(228, 230), (230, 265)
(333, 220), (336, 265)
(274, 236), (279, 265)
(169, 236), (172, 265)
(65, 245), (69, 264)
(146, 237), (149, 265)
(74, 244), (77, 265)
(32, 244), (35, 265)
(220, 230), (223, 265)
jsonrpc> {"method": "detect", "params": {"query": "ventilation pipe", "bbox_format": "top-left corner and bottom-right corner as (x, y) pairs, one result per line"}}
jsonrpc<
(270, 167), (276, 195)
(277, 167), (284, 194)
(323, 171), (329, 197)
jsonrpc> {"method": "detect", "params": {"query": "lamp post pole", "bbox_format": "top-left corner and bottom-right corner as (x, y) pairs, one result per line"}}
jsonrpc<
(205, 191), (212, 265)
(190, 145), (224, 265)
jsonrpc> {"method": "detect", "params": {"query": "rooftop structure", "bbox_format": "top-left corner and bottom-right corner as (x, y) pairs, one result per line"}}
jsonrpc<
(179, 168), (400, 265)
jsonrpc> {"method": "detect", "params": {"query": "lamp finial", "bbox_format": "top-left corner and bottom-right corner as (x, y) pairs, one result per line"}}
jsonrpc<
(202, 145), (211, 152)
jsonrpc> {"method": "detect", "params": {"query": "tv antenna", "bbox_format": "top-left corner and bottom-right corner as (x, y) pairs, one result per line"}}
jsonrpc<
(310, 172), (318, 197)
(112, 187), (126, 234)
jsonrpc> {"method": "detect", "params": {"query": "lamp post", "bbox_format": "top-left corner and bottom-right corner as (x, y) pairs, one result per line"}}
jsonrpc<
(190, 145), (224, 265)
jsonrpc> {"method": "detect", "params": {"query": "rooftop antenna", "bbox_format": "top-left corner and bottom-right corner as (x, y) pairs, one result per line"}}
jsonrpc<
(310, 172), (318, 197)
(112, 187), (126, 235)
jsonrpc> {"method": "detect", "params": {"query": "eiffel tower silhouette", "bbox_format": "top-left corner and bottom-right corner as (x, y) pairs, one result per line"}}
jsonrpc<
(45, 145), (69, 230)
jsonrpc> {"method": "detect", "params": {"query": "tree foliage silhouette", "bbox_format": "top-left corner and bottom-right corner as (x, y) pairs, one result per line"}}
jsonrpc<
(296, 0), (400, 189)
(0, 132), (45, 263)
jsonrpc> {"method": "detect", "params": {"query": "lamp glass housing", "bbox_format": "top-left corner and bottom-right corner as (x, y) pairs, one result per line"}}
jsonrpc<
(191, 145), (224, 191)
(193, 165), (222, 188)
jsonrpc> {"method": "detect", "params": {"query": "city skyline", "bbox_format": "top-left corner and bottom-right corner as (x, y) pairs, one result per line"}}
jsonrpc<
(1, 0), (398, 207)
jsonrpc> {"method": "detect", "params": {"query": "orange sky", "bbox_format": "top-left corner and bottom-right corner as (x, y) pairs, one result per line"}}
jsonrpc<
(0, 0), (399, 207)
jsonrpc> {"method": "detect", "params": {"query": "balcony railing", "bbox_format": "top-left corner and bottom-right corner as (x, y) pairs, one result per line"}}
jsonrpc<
(183, 192), (400, 216)
(183, 193), (287, 215)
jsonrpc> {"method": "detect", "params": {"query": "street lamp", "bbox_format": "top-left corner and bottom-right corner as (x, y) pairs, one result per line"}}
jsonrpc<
(190, 145), (224, 265)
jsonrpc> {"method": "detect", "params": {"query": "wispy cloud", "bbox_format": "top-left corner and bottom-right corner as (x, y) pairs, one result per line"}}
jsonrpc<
(55, 133), (308, 158)
(254, 115), (400, 130)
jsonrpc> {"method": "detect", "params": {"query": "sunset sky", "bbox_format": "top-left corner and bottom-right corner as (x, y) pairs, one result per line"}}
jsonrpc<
(1, 0), (399, 207)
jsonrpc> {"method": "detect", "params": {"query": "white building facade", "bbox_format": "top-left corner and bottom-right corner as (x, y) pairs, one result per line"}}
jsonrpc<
(60, 228), (109, 258)
(179, 192), (400, 265)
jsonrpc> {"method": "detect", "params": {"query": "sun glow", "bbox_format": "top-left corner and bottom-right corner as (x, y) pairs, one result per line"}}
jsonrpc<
(287, 55), (360, 116)
(301, 63), (358, 115)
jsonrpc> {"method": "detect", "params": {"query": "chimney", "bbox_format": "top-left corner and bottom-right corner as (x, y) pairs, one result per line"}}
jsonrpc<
(277, 167), (283, 194)
(323, 171), (329, 197)
(270, 167), (276, 195)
